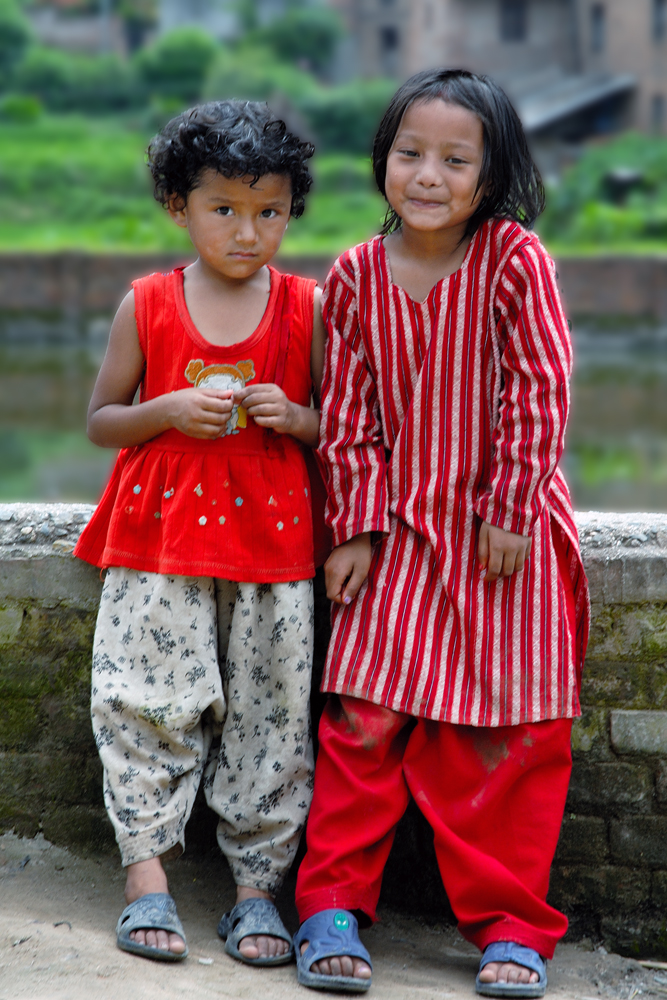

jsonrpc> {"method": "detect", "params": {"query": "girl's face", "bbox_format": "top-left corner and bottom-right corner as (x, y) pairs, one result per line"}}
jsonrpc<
(384, 99), (485, 236)
(168, 170), (293, 281)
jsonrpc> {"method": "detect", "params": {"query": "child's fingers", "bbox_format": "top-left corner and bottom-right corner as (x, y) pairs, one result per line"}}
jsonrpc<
(477, 522), (489, 568)
(341, 565), (367, 605)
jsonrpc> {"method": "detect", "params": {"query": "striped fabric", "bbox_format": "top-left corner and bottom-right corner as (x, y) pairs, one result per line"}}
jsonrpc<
(318, 218), (590, 727)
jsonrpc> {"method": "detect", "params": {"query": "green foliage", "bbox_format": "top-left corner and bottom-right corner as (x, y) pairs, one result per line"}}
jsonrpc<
(250, 5), (344, 72)
(14, 47), (140, 113)
(205, 44), (317, 104)
(135, 27), (220, 104)
(0, 114), (384, 255)
(0, 0), (32, 90)
(539, 132), (667, 251)
(297, 78), (396, 154)
(0, 93), (42, 123)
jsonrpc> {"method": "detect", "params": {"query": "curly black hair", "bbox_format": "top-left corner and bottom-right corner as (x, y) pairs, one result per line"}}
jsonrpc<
(147, 100), (315, 217)
(372, 69), (545, 238)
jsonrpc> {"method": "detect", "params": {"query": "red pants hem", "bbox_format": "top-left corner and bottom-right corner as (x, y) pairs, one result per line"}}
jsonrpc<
(296, 697), (572, 958)
(297, 888), (379, 924)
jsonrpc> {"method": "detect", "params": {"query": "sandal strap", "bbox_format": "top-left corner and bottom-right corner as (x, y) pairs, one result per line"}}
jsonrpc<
(218, 897), (293, 949)
(480, 942), (546, 980)
(294, 909), (372, 970)
(116, 892), (185, 941)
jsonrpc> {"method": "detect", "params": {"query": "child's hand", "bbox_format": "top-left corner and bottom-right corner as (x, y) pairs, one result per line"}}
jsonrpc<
(324, 532), (373, 606)
(168, 388), (234, 438)
(234, 383), (296, 435)
(477, 521), (532, 582)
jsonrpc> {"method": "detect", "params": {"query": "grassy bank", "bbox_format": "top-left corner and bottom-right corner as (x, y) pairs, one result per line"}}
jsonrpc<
(0, 115), (385, 256)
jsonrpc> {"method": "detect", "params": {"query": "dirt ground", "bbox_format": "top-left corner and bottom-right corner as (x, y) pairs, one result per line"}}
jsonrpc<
(0, 832), (665, 1000)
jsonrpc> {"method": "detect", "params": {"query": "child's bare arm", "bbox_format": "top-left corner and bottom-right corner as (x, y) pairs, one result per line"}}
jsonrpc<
(324, 532), (372, 605)
(477, 521), (532, 582)
(87, 291), (234, 448)
(234, 287), (326, 448)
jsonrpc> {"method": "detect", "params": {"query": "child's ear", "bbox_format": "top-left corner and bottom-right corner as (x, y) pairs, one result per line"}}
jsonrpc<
(167, 194), (188, 228)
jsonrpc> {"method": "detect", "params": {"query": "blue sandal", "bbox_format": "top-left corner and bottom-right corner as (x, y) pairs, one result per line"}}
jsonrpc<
(116, 892), (188, 962)
(476, 942), (547, 997)
(294, 909), (372, 993)
(218, 897), (294, 966)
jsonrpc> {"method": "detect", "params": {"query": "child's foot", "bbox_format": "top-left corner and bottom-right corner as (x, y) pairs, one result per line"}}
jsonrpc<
(477, 962), (539, 986)
(235, 886), (291, 961)
(299, 941), (372, 981)
(124, 857), (186, 956)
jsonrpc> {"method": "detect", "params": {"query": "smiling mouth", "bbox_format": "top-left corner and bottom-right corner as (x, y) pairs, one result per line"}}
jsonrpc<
(409, 198), (445, 208)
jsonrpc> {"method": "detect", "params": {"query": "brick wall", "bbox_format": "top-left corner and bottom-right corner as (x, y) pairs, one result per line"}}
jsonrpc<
(2, 505), (667, 953)
(2, 255), (667, 339)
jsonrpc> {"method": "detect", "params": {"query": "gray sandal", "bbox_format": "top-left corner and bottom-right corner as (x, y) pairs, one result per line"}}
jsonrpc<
(218, 897), (294, 966)
(116, 892), (188, 962)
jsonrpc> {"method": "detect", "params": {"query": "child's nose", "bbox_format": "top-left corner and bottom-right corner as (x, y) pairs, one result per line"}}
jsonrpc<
(415, 155), (443, 187)
(235, 219), (258, 244)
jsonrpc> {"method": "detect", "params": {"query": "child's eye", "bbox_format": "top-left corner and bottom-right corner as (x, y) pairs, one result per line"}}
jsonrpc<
(447, 157), (467, 165)
(216, 206), (233, 216)
(398, 149), (419, 158)
(260, 209), (278, 219)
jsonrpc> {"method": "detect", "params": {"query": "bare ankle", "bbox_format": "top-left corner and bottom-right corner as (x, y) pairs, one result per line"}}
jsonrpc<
(235, 885), (273, 905)
(124, 856), (169, 904)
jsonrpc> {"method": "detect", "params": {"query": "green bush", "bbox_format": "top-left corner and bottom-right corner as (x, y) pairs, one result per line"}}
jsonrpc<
(135, 27), (220, 104)
(539, 132), (667, 250)
(250, 6), (344, 73)
(14, 47), (140, 113)
(0, 93), (42, 123)
(0, 0), (32, 90)
(204, 45), (318, 104)
(297, 78), (396, 153)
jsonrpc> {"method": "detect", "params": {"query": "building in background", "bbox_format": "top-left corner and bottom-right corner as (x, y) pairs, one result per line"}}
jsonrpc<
(330, 0), (666, 145)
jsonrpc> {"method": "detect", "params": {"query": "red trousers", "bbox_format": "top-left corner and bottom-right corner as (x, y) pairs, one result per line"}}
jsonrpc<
(296, 696), (573, 959)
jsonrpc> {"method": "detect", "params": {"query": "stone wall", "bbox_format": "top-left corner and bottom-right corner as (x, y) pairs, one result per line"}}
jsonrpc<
(2, 254), (667, 342)
(2, 504), (667, 954)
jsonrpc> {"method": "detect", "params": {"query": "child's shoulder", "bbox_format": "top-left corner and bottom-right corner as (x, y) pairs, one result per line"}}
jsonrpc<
(486, 217), (553, 272)
(328, 236), (383, 290)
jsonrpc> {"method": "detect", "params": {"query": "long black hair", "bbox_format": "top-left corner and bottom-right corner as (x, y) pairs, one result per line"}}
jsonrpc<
(372, 68), (545, 237)
(148, 100), (314, 218)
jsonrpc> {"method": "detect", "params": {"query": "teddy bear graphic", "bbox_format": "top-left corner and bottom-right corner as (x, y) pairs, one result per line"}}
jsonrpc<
(184, 359), (256, 436)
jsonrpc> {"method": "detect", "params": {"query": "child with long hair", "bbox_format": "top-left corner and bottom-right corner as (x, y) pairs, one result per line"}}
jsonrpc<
(292, 69), (589, 997)
(75, 100), (325, 967)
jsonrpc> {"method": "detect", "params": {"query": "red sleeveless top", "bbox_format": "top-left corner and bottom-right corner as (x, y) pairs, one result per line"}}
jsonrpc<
(75, 266), (326, 582)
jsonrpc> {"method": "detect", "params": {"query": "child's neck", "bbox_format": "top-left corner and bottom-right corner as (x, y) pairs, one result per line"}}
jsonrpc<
(182, 258), (272, 348)
(385, 221), (472, 303)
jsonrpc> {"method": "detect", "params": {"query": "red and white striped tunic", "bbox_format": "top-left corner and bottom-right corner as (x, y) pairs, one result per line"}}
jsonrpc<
(319, 218), (590, 727)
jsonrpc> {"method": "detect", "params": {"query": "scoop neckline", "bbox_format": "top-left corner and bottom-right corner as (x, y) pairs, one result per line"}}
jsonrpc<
(174, 264), (280, 355)
(379, 226), (481, 305)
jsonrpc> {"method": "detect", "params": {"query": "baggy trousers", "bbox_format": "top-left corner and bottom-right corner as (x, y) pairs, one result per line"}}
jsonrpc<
(295, 695), (572, 959)
(92, 567), (314, 896)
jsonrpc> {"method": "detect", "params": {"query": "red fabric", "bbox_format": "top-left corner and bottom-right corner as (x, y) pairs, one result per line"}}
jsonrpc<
(318, 220), (590, 725)
(296, 696), (572, 959)
(75, 266), (328, 581)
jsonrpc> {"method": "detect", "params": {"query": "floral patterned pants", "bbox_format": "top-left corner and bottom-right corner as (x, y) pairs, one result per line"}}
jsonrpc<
(91, 566), (314, 896)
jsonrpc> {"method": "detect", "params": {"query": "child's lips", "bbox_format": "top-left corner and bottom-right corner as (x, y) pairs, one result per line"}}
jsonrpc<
(409, 198), (445, 209)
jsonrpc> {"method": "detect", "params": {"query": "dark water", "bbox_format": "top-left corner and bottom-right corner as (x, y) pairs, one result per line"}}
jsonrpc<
(1, 323), (666, 512)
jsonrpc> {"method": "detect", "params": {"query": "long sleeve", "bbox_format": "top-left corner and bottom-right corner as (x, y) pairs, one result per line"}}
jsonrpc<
(474, 240), (572, 536)
(319, 261), (390, 547)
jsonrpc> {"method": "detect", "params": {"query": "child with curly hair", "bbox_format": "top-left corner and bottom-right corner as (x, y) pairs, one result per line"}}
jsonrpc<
(75, 100), (325, 967)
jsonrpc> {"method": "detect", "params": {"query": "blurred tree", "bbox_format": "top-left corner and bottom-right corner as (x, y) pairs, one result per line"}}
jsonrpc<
(298, 78), (395, 153)
(205, 44), (318, 103)
(0, 0), (32, 91)
(135, 27), (219, 104)
(250, 5), (344, 73)
(14, 47), (140, 112)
